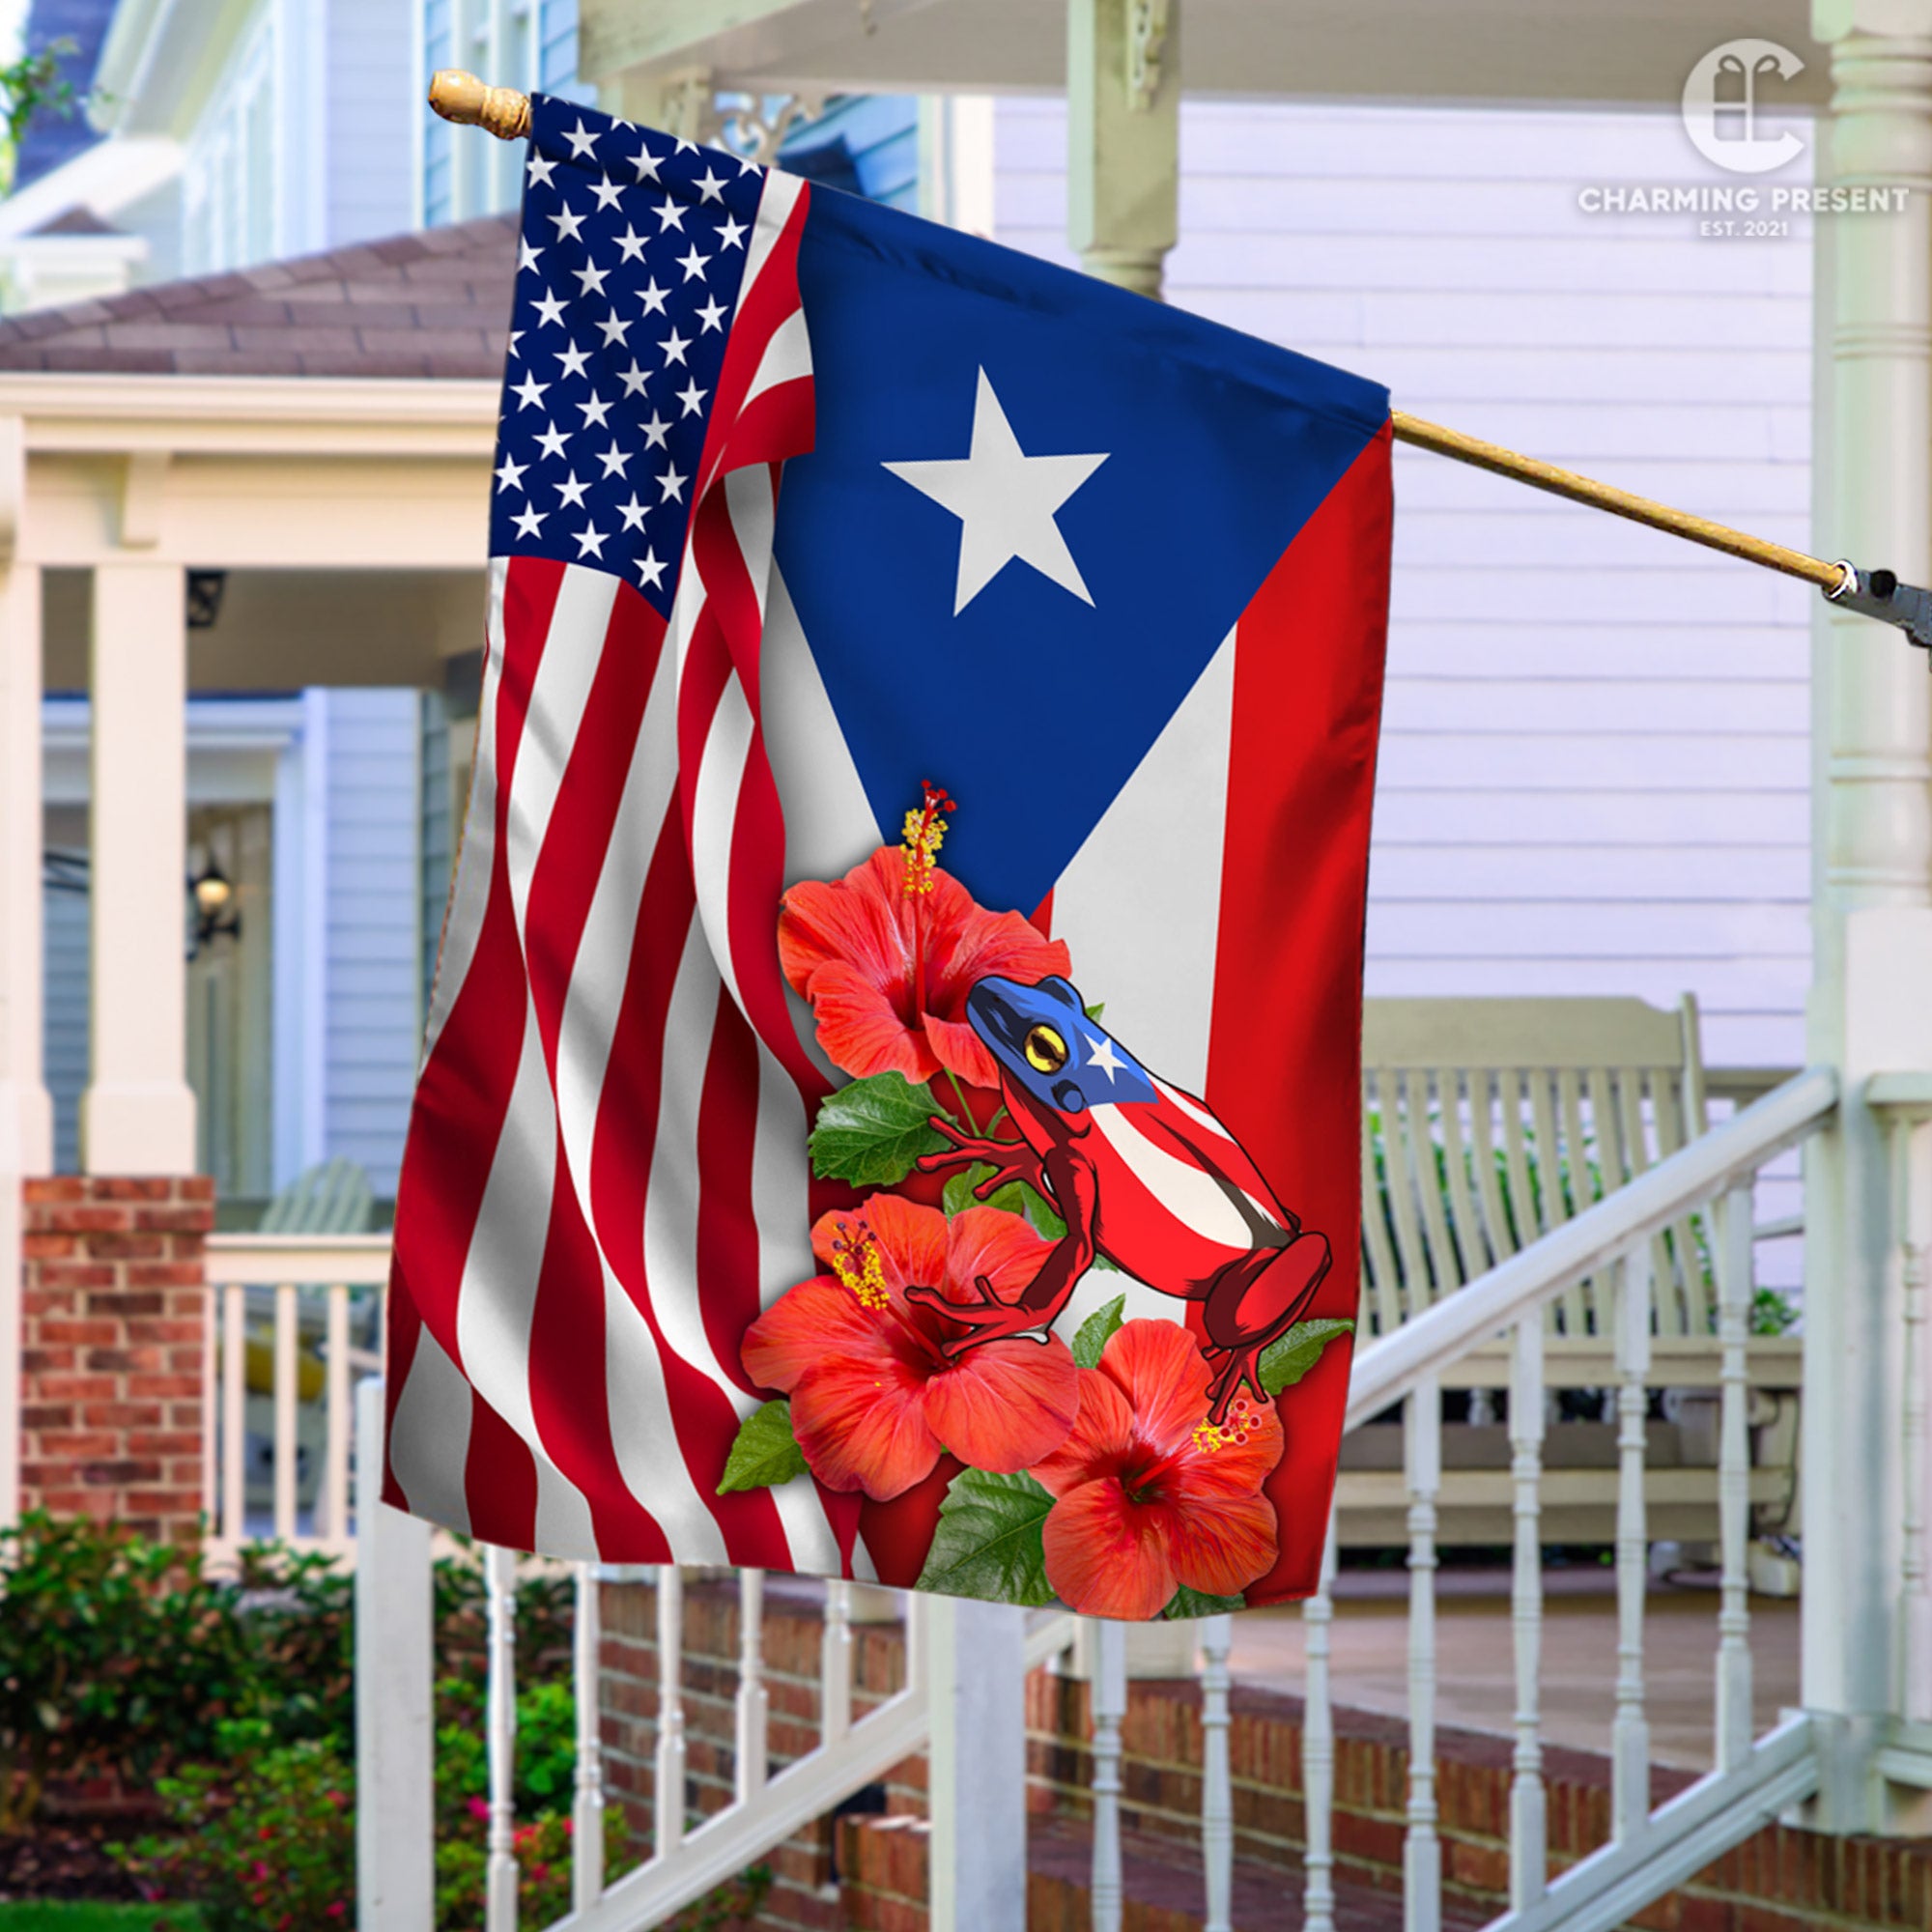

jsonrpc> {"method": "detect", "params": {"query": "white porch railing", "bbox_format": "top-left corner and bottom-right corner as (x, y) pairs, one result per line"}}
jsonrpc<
(201, 1231), (389, 1563)
(343, 1066), (1859, 1930)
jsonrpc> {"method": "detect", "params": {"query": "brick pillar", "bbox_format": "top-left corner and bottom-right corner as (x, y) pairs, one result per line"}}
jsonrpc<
(18, 1175), (213, 1541)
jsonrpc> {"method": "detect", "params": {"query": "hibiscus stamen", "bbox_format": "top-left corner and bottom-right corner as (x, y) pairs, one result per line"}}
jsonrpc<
(1191, 1395), (1258, 1455)
(830, 1221), (891, 1312)
(900, 781), (955, 1037)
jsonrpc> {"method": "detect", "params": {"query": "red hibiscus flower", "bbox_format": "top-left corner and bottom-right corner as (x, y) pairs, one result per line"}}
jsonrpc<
(740, 1193), (1080, 1501)
(1030, 1319), (1285, 1621)
(778, 846), (1070, 1091)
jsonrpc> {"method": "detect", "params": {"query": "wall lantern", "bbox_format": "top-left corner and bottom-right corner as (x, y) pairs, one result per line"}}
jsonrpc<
(190, 859), (242, 952)
(186, 570), (227, 630)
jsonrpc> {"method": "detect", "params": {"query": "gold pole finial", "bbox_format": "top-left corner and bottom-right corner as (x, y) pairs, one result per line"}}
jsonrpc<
(427, 70), (531, 142)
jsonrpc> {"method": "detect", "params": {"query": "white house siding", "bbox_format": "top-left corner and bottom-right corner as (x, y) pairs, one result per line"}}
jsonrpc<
(319, 689), (422, 1200)
(325, 0), (418, 248)
(993, 98), (1813, 1074)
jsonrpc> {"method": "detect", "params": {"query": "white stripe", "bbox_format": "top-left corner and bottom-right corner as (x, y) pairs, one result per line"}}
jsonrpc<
(386, 1322), (473, 1534)
(690, 668), (755, 1009)
(724, 464), (778, 622)
(503, 567), (619, 931)
(740, 167), (806, 305)
(744, 307), (810, 409)
(454, 1000), (601, 1553)
(1050, 624), (1236, 1091)
(1087, 1100), (1254, 1249)
(1152, 1075), (1236, 1145)
(422, 556), (507, 1063)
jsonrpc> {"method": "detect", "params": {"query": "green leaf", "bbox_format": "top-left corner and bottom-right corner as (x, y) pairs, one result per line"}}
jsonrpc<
(915, 1467), (1058, 1607)
(809, 1072), (951, 1187)
(1258, 1318), (1356, 1397)
(716, 1400), (809, 1495)
(940, 1159), (1067, 1241)
(1071, 1294), (1125, 1369)
(1163, 1583), (1247, 1621)
(1084, 1003), (1105, 1022)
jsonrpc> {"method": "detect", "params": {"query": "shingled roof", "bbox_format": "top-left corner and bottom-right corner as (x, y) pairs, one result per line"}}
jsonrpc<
(0, 213), (518, 378)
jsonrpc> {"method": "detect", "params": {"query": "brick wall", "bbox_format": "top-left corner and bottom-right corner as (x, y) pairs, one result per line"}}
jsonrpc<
(17, 1176), (213, 1540)
(601, 1577), (1932, 1932)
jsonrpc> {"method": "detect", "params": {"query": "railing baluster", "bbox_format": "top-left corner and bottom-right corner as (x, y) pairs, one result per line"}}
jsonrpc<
(1091, 1617), (1126, 1932)
(272, 1283), (298, 1540)
(322, 1282), (351, 1545)
(655, 1565), (687, 1857)
(220, 1281), (245, 1545)
(486, 1544), (520, 1932)
(1406, 1374), (1441, 1932)
(1301, 1512), (1338, 1932)
(1200, 1614), (1234, 1932)
(1896, 1112), (1932, 1723)
(199, 1282), (217, 1536)
(1716, 1178), (1755, 1771)
(735, 1569), (769, 1801)
(1509, 1313), (1547, 1908)
(573, 1560), (605, 1910)
(821, 1578), (852, 1747)
(1612, 1243), (1653, 1838)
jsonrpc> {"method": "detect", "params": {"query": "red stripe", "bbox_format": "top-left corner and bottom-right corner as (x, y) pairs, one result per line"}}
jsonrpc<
(1206, 424), (1392, 1605)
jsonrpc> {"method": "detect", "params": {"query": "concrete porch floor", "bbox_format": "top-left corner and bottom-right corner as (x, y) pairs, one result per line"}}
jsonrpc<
(1229, 1562), (1801, 1774)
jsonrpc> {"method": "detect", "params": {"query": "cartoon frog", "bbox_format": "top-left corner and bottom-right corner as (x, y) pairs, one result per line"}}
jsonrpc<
(909, 974), (1332, 1423)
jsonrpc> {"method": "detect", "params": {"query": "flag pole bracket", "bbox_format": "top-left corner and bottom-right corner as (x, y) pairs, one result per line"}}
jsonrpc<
(1826, 564), (1932, 662)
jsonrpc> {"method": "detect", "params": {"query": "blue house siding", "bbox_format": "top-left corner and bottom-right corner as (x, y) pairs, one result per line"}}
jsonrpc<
(780, 97), (920, 212)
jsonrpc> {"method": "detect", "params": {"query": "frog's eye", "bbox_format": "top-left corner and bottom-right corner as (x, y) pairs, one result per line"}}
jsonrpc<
(1024, 1024), (1067, 1074)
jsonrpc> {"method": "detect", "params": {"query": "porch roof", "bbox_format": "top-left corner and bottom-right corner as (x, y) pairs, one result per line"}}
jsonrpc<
(0, 213), (517, 379)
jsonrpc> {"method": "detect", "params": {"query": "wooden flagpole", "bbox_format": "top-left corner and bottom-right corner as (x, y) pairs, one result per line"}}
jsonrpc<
(426, 68), (1887, 614)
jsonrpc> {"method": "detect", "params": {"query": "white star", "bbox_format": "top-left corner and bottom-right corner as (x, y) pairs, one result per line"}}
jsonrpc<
(511, 503), (548, 539)
(675, 243), (710, 282)
(717, 213), (747, 251)
(883, 368), (1109, 614)
(574, 522), (608, 559)
(555, 469), (591, 509)
(694, 168), (726, 203)
(518, 237), (545, 274)
(617, 493), (648, 531)
(615, 225), (648, 263)
(655, 197), (687, 233)
(639, 411), (670, 449)
(578, 392), (613, 428)
(534, 420), (571, 461)
(590, 174), (623, 211)
(676, 378), (707, 416)
(636, 548), (668, 590)
(695, 296), (726, 333)
(1083, 1032), (1127, 1077)
(526, 153), (557, 188)
(555, 340), (590, 381)
(506, 328), (524, 358)
(597, 442), (632, 478)
(735, 153), (760, 176)
(531, 287), (568, 328)
(629, 146), (660, 184)
(659, 464), (688, 503)
(572, 259), (610, 297)
(660, 327), (691, 366)
(639, 278), (669, 317)
(549, 204), (586, 242)
(564, 120), (600, 159)
(618, 360), (649, 397)
(673, 134), (696, 155)
(510, 371), (550, 411)
(495, 453), (526, 493)
(596, 310), (632, 347)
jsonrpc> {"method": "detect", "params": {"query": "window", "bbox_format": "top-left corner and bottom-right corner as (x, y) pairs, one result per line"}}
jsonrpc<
(422, 0), (454, 225)
(538, 0), (578, 93)
(181, 19), (276, 274)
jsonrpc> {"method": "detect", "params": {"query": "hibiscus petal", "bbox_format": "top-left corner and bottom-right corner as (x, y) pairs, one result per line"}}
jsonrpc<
(788, 1351), (944, 1501)
(1177, 1398), (1287, 1502)
(1041, 1477), (1178, 1621)
(944, 1206), (1055, 1304)
(1029, 1365), (1135, 1497)
(776, 852), (912, 998)
(922, 872), (1071, 1010)
(921, 1335), (1081, 1472)
(849, 1192), (952, 1297)
(799, 960), (938, 1085)
(923, 1010), (1002, 1089)
(1099, 1320), (1217, 1456)
(741, 1276), (886, 1394)
(1159, 1488), (1279, 1600)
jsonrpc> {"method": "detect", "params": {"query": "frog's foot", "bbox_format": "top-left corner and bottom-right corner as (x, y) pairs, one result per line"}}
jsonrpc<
(1203, 1344), (1268, 1427)
(916, 1118), (1035, 1190)
(905, 1275), (1051, 1350)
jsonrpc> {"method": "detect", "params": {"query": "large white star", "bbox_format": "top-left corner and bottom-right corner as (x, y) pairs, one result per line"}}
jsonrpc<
(1083, 1032), (1126, 1078)
(883, 370), (1108, 615)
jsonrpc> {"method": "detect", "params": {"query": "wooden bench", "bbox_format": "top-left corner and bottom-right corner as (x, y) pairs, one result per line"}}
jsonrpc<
(1334, 997), (1802, 1551)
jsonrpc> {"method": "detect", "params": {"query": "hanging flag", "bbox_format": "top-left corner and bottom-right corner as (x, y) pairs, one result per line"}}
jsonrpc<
(384, 92), (1391, 1619)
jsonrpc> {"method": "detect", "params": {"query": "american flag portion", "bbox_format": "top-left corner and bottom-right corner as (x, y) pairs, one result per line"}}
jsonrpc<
(384, 95), (859, 1572)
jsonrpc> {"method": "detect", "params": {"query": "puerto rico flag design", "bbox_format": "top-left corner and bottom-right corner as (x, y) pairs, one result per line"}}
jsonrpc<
(384, 92), (1392, 1604)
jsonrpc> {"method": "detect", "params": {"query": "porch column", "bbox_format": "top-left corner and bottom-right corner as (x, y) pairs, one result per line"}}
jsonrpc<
(79, 562), (195, 1175)
(1067, 0), (1179, 297)
(1805, 0), (1932, 1829)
